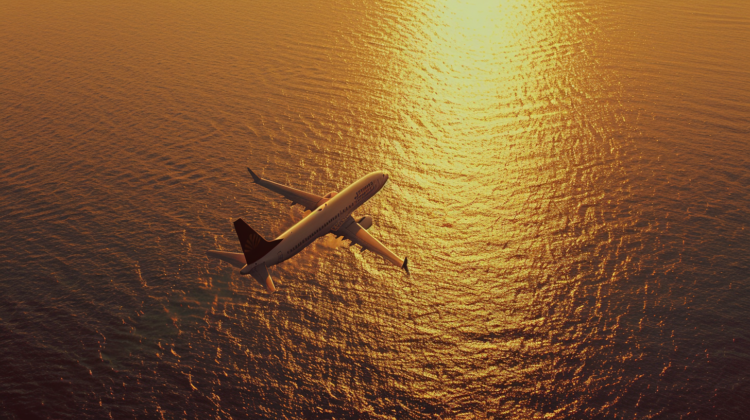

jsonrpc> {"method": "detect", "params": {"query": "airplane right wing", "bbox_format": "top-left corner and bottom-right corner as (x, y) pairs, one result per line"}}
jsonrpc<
(337, 218), (409, 274)
(247, 168), (323, 211)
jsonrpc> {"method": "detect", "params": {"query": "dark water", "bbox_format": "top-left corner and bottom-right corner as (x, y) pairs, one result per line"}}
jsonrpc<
(1, 0), (749, 418)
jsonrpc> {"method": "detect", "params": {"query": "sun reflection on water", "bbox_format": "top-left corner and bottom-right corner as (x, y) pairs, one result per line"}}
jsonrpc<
(350, 0), (629, 415)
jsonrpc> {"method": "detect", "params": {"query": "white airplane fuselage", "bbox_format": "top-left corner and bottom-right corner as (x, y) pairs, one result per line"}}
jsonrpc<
(239, 171), (388, 274)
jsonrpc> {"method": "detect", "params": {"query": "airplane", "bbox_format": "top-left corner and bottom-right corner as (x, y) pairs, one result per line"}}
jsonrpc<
(206, 168), (409, 292)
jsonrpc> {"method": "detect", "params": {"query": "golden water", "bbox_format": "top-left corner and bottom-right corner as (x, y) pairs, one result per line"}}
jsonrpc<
(1, 0), (749, 417)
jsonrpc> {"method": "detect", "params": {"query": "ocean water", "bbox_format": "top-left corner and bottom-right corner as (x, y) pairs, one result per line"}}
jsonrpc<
(1, 0), (749, 418)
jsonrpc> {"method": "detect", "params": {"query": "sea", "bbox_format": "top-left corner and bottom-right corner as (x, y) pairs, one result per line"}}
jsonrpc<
(1, 0), (749, 418)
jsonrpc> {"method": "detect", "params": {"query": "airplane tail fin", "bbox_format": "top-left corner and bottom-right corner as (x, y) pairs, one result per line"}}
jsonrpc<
(233, 218), (281, 265)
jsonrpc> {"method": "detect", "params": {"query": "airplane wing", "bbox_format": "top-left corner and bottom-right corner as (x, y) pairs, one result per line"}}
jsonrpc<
(247, 168), (323, 211)
(337, 218), (409, 274)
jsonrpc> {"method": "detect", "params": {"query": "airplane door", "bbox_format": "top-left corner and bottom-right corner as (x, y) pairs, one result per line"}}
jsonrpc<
(277, 251), (283, 265)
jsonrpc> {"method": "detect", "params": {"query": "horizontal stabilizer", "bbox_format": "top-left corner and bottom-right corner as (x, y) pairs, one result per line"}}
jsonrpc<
(249, 263), (276, 293)
(206, 250), (246, 268)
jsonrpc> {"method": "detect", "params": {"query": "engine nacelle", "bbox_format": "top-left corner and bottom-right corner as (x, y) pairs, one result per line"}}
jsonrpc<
(357, 215), (373, 230)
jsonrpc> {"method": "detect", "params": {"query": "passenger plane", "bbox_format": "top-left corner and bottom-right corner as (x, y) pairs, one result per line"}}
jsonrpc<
(206, 168), (408, 292)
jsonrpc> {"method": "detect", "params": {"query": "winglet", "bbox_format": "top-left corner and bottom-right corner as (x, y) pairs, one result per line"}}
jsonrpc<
(246, 167), (262, 183)
(402, 257), (410, 275)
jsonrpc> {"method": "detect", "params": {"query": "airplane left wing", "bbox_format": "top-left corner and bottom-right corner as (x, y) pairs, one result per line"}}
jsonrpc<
(337, 219), (409, 274)
(247, 168), (323, 211)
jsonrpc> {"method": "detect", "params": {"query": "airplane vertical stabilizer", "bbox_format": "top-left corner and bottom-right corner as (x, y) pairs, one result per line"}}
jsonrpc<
(233, 218), (281, 264)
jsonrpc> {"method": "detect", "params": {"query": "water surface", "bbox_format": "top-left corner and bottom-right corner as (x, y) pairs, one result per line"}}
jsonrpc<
(1, 0), (749, 418)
